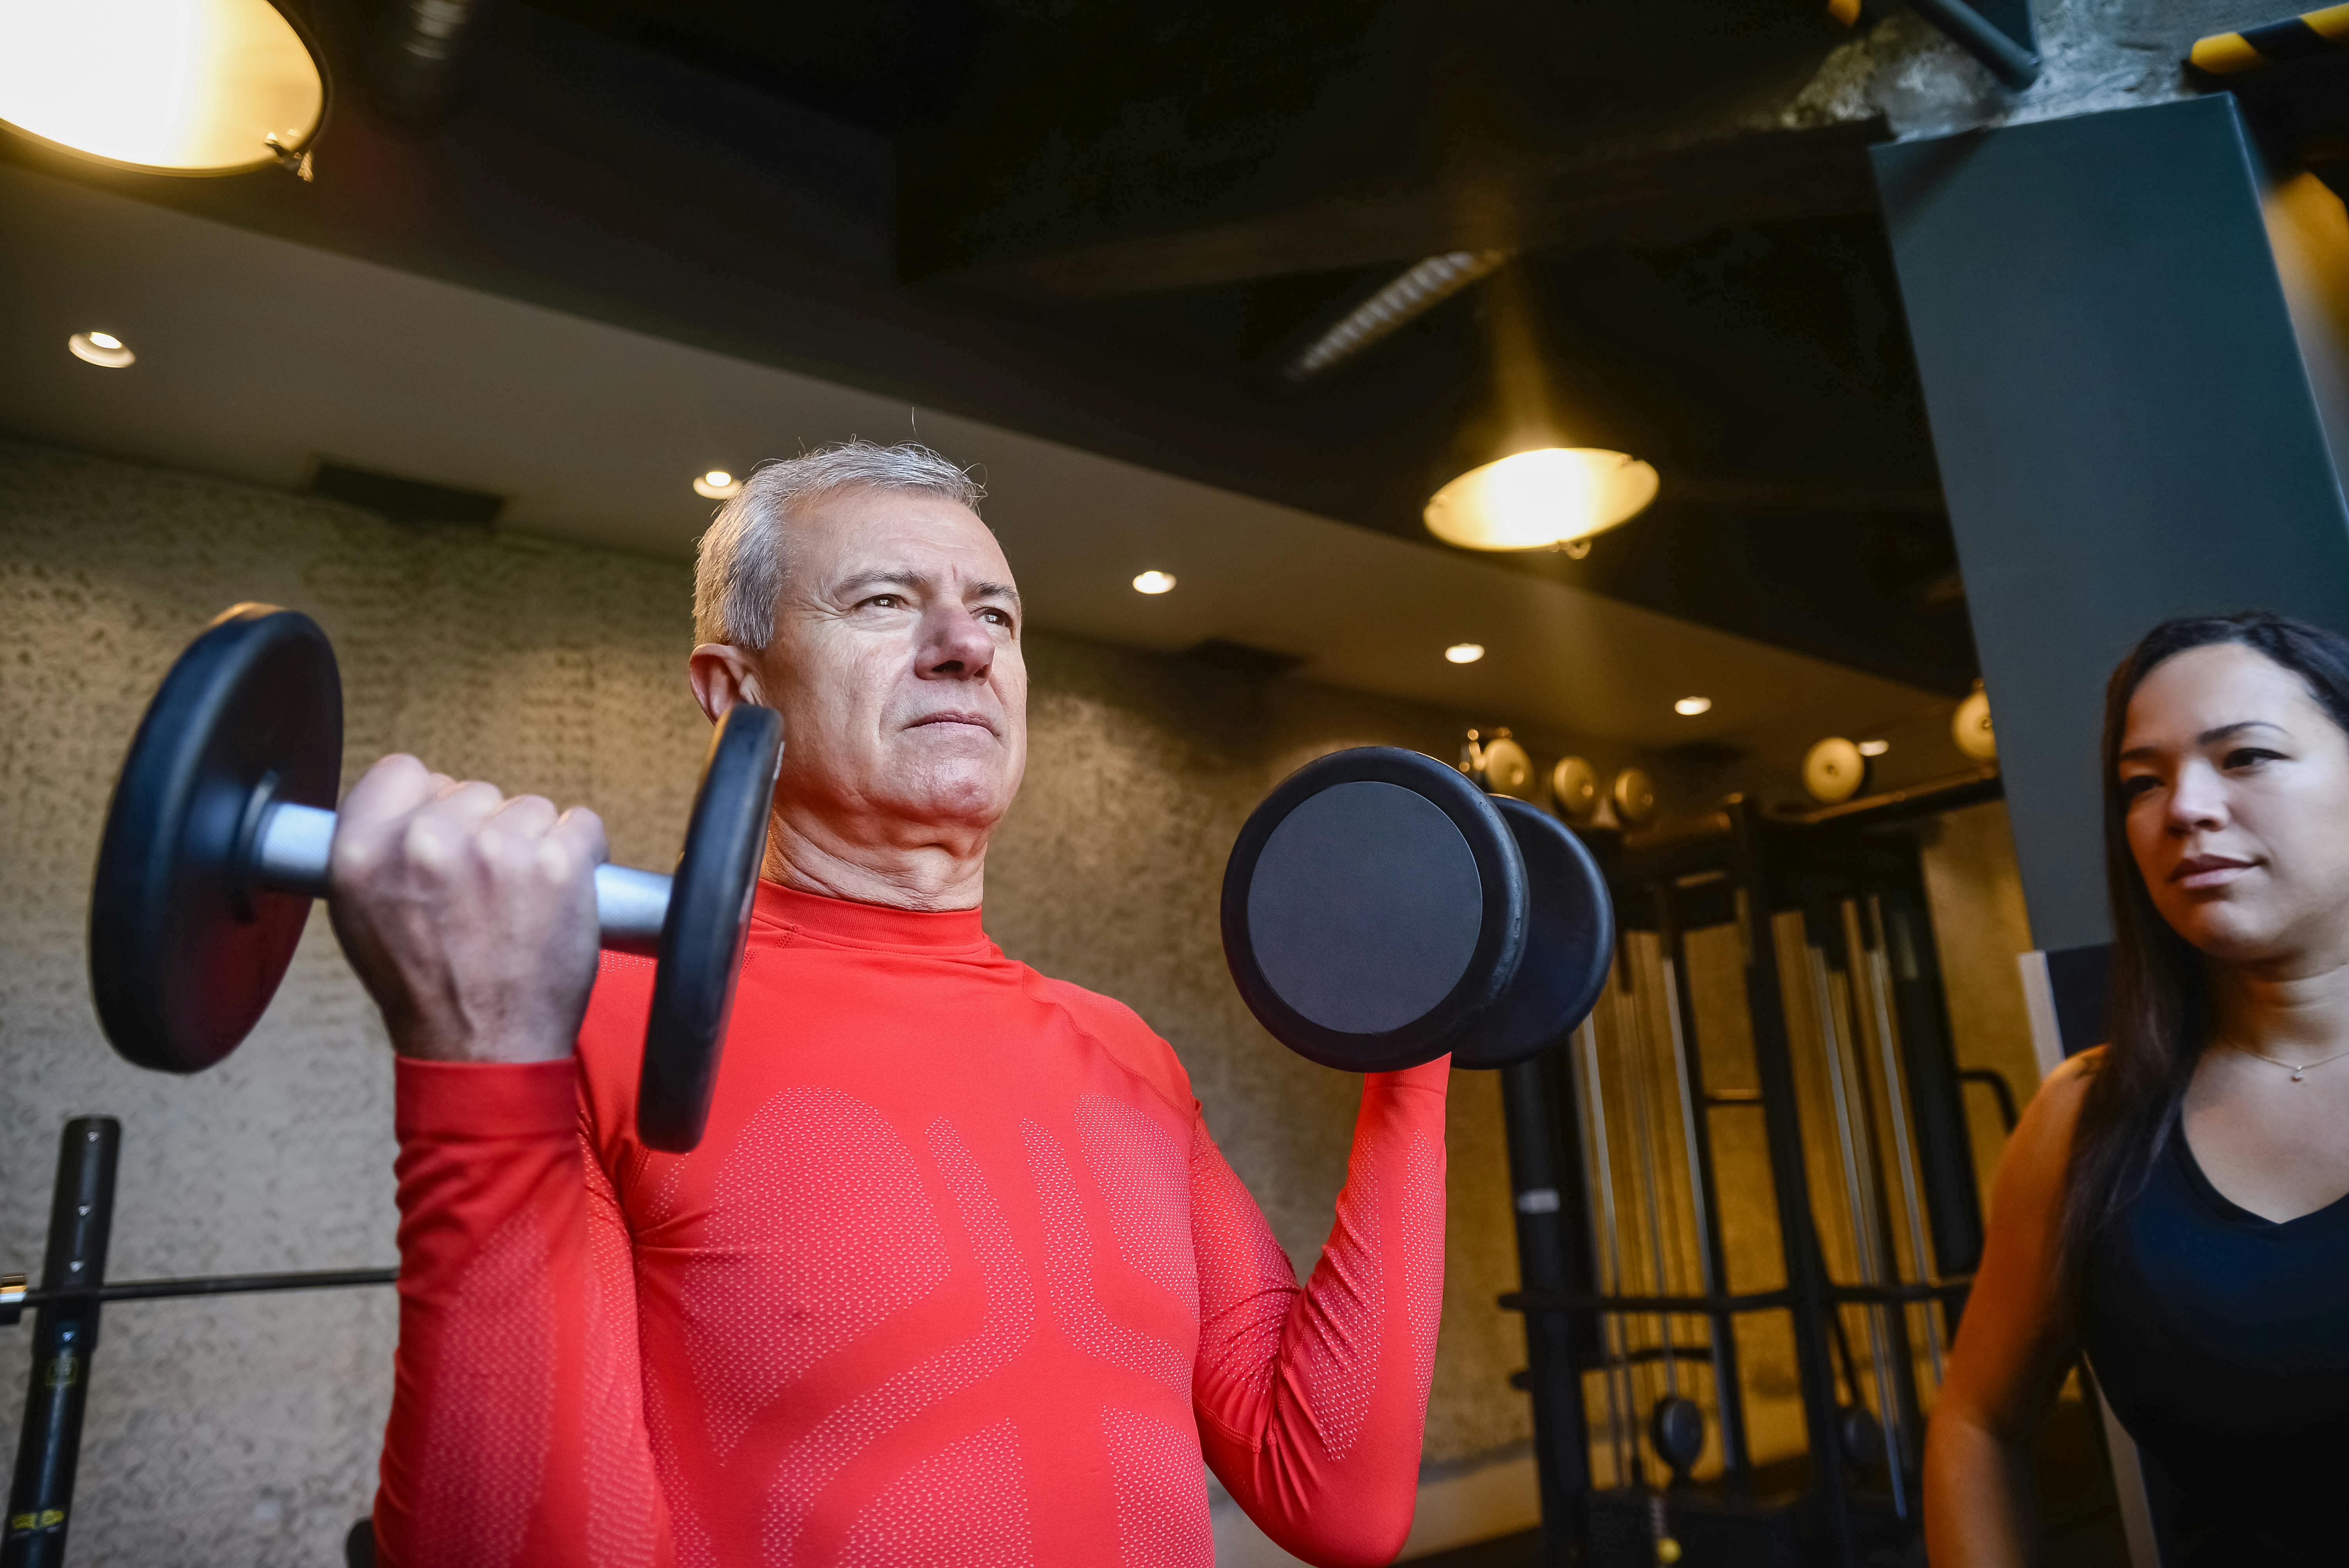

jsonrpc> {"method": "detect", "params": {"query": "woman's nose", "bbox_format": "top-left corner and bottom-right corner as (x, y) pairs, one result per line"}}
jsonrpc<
(2167, 763), (2228, 829)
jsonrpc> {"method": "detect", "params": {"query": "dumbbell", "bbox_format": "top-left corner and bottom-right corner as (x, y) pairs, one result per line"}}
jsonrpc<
(87, 605), (784, 1152)
(1220, 746), (1614, 1070)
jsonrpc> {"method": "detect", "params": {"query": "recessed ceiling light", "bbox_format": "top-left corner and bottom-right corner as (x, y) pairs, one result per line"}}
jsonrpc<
(1132, 570), (1176, 595)
(1857, 738), (1890, 756)
(1674, 695), (1711, 716)
(1445, 642), (1485, 664)
(68, 330), (134, 368)
(693, 469), (742, 500)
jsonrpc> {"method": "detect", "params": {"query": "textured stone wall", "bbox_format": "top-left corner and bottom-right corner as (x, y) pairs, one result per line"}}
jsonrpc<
(0, 440), (1564, 1563)
(0, 439), (2043, 1563)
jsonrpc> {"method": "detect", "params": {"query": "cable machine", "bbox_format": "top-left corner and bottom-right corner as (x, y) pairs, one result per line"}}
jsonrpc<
(1501, 777), (2018, 1567)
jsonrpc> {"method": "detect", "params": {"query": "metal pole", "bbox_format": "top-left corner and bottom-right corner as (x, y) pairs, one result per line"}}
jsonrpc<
(1572, 1014), (1640, 1489)
(1617, 970), (1682, 1401)
(4, 1117), (119, 1568)
(1808, 941), (1911, 1520)
(1656, 888), (1750, 1482)
(1857, 902), (1946, 1384)
(1725, 798), (1856, 1566)
(1501, 1048), (1594, 1567)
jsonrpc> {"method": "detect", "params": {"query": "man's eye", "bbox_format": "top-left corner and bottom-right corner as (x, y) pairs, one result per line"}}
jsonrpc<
(862, 594), (903, 611)
(980, 608), (1013, 628)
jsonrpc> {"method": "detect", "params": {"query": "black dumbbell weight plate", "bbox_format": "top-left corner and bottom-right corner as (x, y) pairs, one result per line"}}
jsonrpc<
(637, 702), (785, 1152)
(1221, 747), (1527, 1073)
(89, 605), (342, 1073)
(1457, 798), (1615, 1068)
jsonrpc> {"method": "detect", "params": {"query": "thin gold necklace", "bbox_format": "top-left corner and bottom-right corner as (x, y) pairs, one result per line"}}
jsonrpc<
(2234, 1043), (2349, 1082)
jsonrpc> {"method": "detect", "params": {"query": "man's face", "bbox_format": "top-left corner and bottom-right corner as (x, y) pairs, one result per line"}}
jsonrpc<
(758, 485), (1027, 841)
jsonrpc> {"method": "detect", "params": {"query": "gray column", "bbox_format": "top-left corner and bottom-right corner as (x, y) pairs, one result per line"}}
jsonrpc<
(1873, 94), (2349, 954)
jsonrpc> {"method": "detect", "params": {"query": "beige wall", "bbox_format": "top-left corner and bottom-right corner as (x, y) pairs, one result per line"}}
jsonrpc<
(0, 440), (2045, 1562)
(0, 440), (1616, 1563)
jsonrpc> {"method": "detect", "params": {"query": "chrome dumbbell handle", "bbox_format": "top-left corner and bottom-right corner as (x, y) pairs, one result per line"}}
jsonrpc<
(253, 801), (672, 955)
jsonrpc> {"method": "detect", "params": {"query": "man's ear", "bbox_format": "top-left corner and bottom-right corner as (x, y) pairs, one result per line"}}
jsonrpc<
(688, 643), (769, 725)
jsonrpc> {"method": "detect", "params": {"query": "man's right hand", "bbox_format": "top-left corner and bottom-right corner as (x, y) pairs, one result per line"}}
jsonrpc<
(327, 754), (608, 1064)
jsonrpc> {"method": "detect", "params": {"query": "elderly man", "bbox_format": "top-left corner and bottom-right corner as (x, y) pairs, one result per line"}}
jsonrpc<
(335, 442), (1451, 1567)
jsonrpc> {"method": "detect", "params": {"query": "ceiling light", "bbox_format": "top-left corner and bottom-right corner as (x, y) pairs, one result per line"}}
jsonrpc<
(1445, 642), (1485, 664)
(1424, 447), (1659, 552)
(693, 469), (742, 500)
(68, 330), (134, 368)
(1857, 738), (1890, 757)
(0, 0), (328, 176)
(1132, 570), (1176, 595)
(1674, 695), (1711, 716)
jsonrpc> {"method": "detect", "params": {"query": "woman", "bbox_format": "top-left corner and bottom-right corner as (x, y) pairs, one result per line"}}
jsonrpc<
(1925, 611), (2349, 1565)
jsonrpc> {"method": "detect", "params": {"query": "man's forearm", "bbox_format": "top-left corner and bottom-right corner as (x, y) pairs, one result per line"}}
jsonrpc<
(374, 1057), (664, 1568)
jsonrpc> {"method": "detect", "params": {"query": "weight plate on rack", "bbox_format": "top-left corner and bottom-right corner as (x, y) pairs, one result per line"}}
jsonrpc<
(1550, 755), (1599, 820)
(1803, 736), (1871, 804)
(1611, 766), (1657, 827)
(1953, 683), (1996, 761)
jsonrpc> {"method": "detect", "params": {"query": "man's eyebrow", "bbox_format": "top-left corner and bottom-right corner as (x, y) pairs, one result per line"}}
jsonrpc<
(833, 569), (925, 597)
(2118, 720), (2288, 763)
(970, 579), (1022, 610)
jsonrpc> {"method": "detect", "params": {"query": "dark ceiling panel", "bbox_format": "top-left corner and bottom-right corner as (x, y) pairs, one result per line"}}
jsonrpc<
(7, 0), (1973, 690)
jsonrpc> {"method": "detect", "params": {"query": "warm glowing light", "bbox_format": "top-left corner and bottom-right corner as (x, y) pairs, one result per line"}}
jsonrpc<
(1857, 738), (1889, 757)
(1445, 643), (1485, 664)
(693, 469), (742, 500)
(1674, 696), (1711, 716)
(0, 0), (326, 175)
(68, 330), (135, 367)
(1423, 447), (1659, 552)
(1132, 570), (1176, 595)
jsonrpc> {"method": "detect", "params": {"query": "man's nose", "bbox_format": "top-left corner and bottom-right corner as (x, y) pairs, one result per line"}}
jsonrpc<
(916, 605), (994, 679)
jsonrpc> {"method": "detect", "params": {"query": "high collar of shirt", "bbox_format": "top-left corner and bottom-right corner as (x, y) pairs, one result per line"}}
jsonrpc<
(749, 879), (995, 957)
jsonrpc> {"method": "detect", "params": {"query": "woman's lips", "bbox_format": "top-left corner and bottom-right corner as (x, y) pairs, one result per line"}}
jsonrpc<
(2173, 854), (2254, 890)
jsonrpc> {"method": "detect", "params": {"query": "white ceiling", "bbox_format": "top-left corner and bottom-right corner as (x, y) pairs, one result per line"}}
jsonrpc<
(0, 162), (1946, 749)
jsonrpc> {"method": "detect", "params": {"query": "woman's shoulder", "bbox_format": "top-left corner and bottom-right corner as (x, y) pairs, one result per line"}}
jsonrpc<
(1998, 1046), (2103, 1205)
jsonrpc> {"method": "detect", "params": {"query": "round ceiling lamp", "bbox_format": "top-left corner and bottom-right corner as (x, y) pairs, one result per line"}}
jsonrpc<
(1423, 447), (1659, 552)
(0, 0), (328, 176)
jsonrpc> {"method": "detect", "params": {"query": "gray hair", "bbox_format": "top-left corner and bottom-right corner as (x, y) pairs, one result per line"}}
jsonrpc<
(692, 440), (987, 649)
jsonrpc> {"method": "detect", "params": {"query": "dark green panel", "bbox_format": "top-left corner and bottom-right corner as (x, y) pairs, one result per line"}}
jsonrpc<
(1874, 95), (2349, 952)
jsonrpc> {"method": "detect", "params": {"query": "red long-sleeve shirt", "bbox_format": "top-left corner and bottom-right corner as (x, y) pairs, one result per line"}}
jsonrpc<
(374, 882), (1449, 1568)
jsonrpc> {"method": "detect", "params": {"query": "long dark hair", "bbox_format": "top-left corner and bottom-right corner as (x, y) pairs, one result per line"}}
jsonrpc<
(2062, 611), (2349, 1282)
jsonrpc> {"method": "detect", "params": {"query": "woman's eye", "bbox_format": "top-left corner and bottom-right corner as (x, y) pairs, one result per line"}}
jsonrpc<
(2120, 774), (2160, 799)
(2222, 747), (2280, 770)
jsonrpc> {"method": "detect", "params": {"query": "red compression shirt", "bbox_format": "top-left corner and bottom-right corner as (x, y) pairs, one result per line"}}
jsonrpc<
(374, 883), (1449, 1568)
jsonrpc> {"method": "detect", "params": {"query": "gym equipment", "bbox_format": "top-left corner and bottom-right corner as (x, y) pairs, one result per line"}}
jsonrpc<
(1499, 781), (2014, 1568)
(1551, 756), (1600, 820)
(1952, 682), (1997, 761)
(1221, 747), (1612, 1073)
(1609, 767), (1657, 827)
(87, 604), (784, 1152)
(1461, 727), (1534, 798)
(1, 1116), (396, 1565)
(1802, 737), (1871, 805)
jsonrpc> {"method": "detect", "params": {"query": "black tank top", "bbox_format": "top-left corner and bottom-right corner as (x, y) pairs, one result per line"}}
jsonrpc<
(2081, 1125), (2349, 1563)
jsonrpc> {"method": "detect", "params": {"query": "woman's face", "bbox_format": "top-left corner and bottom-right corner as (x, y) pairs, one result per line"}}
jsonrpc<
(2119, 642), (2349, 969)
